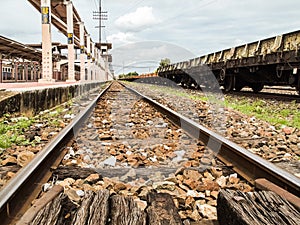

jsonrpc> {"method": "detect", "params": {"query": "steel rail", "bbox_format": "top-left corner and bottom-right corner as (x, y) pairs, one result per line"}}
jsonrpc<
(123, 83), (300, 199)
(0, 83), (112, 223)
(228, 90), (300, 103)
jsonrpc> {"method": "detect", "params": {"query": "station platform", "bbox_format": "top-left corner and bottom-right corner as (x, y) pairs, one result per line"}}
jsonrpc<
(0, 81), (79, 92)
(0, 81), (106, 117)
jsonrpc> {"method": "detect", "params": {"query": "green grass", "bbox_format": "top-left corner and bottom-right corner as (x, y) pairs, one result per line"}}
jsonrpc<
(225, 97), (300, 129)
(129, 82), (300, 129)
(131, 82), (209, 102)
(0, 116), (35, 149)
(0, 103), (73, 150)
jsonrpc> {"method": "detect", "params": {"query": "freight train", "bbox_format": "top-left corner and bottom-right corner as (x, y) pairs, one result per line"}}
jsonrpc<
(157, 30), (300, 95)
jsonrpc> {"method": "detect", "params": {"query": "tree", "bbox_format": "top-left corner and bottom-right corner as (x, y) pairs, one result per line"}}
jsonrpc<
(159, 58), (171, 67)
(156, 58), (171, 73)
(118, 71), (139, 79)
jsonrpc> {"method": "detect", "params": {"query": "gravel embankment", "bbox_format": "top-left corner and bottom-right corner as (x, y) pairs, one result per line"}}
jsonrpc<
(126, 82), (300, 177)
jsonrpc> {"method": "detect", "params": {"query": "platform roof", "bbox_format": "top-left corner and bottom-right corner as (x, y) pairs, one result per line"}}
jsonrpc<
(0, 35), (42, 62)
(96, 42), (112, 50)
(27, 0), (88, 47)
(28, 42), (80, 50)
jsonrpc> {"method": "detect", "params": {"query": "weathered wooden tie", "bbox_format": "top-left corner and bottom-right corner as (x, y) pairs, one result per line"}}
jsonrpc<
(217, 189), (300, 225)
(147, 192), (182, 225)
(52, 165), (181, 181)
(17, 188), (182, 224)
(72, 190), (110, 225)
(16, 185), (64, 225)
(110, 195), (147, 225)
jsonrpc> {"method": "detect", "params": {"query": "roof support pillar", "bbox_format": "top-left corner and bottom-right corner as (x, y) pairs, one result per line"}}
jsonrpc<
(35, 63), (38, 81)
(92, 42), (95, 81)
(30, 62), (34, 81)
(15, 62), (18, 82)
(11, 58), (15, 81)
(39, 0), (55, 83)
(23, 59), (28, 82)
(103, 54), (109, 81)
(66, 0), (76, 82)
(87, 34), (91, 80)
(0, 54), (2, 83)
(79, 22), (85, 82)
(95, 48), (99, 81)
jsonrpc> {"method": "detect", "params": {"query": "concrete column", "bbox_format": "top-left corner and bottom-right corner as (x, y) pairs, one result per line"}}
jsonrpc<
(30, 63), (34, 81)
(79, 22), (85, 82)
(25, 63), (28, 81)
(104, 55), (109, 81)
(99, 51), (104, 81)
(95, 48), (99, 80)
(38, 62), (42, 80)
(35, 63), (38, 81)
(66, 1), (76, 82)
(33, 63), (36, 81)
(0, 54), (2, 83)
(40, 0), (55, 83)
(15, 62), (18, 82)
(87, 34), (91, 80)
(11, 59), (15, 81)
(21, 63), (24, 80)
(92, 42), (95, 81)
(53, 61), (58, 80)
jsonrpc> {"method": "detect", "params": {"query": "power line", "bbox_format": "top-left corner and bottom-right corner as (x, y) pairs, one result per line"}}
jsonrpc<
(103, 28), (107, 42)
(93, 0), (98, 9)
(158, 0), (218, 28)
(110, 0), (146, 21)
(113, 65), (157, 68)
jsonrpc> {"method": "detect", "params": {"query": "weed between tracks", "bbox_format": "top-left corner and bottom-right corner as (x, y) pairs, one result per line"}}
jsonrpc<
(0, 115), (35, 148)
(0, 102), (74, 151)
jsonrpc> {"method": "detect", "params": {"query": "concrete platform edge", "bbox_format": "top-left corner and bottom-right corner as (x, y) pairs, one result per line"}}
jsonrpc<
(0, 82), (106, 117)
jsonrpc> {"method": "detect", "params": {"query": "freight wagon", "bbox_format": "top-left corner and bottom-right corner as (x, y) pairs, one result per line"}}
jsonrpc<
(158, 30), (300, 95)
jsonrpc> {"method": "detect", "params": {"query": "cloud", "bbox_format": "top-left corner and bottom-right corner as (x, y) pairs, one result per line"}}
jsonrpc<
(111, 41), (195, 68)
(115, 6), (160, 32)
(0, 0), (41, 43)
(110, 41), (196, 74)
(107, 32), (137, 45)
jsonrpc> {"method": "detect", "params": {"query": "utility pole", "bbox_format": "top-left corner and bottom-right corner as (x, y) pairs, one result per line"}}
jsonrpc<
(93, 0), (108, 46)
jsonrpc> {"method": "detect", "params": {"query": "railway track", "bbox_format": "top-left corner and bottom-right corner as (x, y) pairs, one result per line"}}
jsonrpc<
(228, 89), (300, 103)
(0, 81), (299, 224)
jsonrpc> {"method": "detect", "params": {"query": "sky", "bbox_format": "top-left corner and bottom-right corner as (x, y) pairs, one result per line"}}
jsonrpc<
(1, 0), (300, 74)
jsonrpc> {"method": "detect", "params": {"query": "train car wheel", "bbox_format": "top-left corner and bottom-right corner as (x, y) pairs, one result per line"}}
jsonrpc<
(224, 75), (233, 92)
(220, 69), (226, 81)
(297, 76), (300, 95)
(251, 83), (264, 93)
(296, 86), (300, 95)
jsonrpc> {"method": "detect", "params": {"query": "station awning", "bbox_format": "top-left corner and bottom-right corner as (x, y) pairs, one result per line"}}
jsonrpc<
(0, 35), (42, 62)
